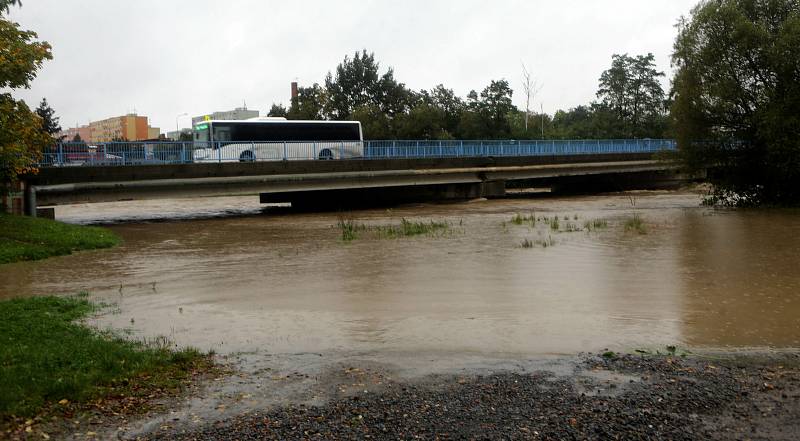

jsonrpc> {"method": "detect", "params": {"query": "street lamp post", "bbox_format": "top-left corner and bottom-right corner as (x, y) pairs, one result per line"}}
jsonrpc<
(175, 113), (188, 139)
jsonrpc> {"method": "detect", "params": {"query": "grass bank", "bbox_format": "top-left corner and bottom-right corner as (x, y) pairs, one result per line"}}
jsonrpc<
(0, 294), (213, 429)
(0, 213), (121, 264)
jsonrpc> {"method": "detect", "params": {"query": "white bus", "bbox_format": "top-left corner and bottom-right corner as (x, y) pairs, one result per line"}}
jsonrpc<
(192, 117), (363, 162)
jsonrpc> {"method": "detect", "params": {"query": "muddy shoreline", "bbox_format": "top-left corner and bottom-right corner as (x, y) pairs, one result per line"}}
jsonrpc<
(109, 350), (800, 440)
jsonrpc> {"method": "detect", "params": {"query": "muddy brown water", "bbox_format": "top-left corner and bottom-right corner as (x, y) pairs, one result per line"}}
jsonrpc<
(2, 191), (799, 357)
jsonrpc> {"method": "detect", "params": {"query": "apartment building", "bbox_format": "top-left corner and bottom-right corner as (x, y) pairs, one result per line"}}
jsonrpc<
(88, 114), (161, 142)
(191, 107), (259, 126)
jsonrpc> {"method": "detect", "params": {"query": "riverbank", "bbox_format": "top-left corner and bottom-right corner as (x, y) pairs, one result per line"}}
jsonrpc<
(0, 295), (217, 440)
(140, 351), (800, 440)
(0, 213), (120, 264)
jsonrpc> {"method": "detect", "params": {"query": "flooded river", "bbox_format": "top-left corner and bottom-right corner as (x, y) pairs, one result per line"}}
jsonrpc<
(2, 190), (799, 356)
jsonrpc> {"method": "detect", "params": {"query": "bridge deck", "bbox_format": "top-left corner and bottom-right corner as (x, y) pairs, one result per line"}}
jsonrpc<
(27, 152), (661, 185)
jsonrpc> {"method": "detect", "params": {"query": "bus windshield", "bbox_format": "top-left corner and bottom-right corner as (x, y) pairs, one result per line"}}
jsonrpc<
(193, 123), (210, 142)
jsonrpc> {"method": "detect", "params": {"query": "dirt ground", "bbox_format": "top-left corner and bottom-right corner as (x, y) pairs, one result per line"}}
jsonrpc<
(125, 351), (800, 440)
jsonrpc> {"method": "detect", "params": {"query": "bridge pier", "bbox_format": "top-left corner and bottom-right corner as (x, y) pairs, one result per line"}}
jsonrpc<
(260, 180), (506, 209)
(23, 182), (37, 217)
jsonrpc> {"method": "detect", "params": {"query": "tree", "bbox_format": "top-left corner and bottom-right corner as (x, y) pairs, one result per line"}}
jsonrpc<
(520, 63), (542, 133)
(672, 0), (800, 205)
(0, 0), (53, 188)
(35, 98), (61, 138)
(267, 103), (287, 117)
(597, 53), (667, 137)
(351, 104), (392, 139)
(509, 109), (551, 140)
(421, 84), (465, 137)
(0, 96), (51, 183)
(395, 102), (447, 139)
(287, 83), (326, 120)
(479, 80), (516, 137)
(323, 50), (412, 120)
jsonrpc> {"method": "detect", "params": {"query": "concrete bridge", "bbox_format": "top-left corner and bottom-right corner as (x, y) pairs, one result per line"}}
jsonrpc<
(21, 151), (687, 217)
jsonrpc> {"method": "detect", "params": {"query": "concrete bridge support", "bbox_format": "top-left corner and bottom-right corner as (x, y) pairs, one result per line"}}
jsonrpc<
(23, 184), (36, 217)
(260, 180), (506, 208)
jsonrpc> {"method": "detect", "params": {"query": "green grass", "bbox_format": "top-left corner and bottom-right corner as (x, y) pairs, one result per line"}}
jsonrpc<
(624, 213), (647, 234)
(0, 214), (121, 264)
(0, 295), (210, 420)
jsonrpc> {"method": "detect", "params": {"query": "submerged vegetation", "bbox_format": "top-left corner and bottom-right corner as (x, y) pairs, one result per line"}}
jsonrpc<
(0, 214), (121, 264)
(508, 212), (617, 235)
(375, 218), (450, 239)
(520, 235), (556, 249)
(337, 217), (451, 241)
(336, 217), (366, 241)
(624, 214), (647, 234)
(0, 294), (212, 424)
(511, 212), (536, 227)
(583, 218), (608, 231)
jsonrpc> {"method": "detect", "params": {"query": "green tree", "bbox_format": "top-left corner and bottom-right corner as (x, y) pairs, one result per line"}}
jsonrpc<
(395, 102), (447, 139)
(267, 103), (287, 117)
(35, 98), (61, 138)
(323, 50), (412, 121)
(479, 80), (516, 137)
(351, 104), (392, 139)
(509, 109), (551, 140)
(456, 80), (516, 139)
(0, 0), (53, 188)
(597, 53), (667, 137)
(287, 83), (326, 120)
(422, 84), (465, 136)
(673, 0), (800, 205)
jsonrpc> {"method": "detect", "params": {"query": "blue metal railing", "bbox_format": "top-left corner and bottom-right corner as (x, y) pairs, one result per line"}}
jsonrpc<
(38, 139), (676, 167)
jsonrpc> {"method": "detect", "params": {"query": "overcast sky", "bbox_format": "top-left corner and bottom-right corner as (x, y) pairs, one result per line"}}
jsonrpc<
(9, 0), (698, 133)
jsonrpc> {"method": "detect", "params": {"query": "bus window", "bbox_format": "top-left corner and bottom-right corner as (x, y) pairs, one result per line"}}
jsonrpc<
(214, 125), (232, 143)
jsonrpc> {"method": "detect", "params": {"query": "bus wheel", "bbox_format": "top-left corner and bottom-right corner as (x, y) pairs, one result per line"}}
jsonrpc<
(318, 149), (334, 160)
(239, 151), (255, 162)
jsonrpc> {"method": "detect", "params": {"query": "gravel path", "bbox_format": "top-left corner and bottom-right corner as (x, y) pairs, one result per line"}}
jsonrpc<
(140, 353), (800, 440)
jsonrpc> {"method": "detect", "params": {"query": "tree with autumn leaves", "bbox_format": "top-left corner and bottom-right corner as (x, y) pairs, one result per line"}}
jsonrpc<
(0, 0), (52, 192)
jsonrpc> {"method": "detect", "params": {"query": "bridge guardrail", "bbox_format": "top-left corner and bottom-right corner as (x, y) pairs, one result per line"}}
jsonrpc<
(39, 139), (677, 167)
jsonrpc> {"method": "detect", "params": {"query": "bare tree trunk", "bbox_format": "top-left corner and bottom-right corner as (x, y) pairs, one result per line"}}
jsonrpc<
(521, 62), (542, 134)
